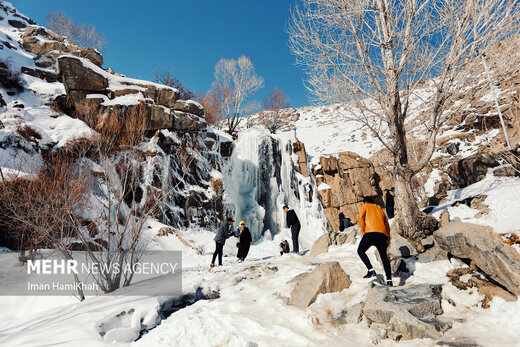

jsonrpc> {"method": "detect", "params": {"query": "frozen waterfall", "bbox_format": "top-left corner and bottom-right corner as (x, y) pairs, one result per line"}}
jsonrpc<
(223, 128), (328, 249)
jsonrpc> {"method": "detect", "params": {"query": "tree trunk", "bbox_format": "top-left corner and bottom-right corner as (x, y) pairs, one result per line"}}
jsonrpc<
(393, 165), (439, 247)
(393, 167), (420, 240)
(389, 95), (438, 245)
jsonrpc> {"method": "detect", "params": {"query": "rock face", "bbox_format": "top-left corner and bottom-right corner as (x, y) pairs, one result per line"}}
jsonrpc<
(292, 139), (309, 177)
(434, 220), (520, 295)
(314, 151), (386, 231)
(363, 284), (451, 341)
(56, 56), (206, 133)
(286, 262), (351, 308)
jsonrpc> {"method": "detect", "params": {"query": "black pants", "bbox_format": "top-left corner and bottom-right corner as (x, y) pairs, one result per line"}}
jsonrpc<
(357, 232), (392, 280)
(291, 223), (301, 253)
(386, 206), (394, 219)
(237, 243), (250, 260)
(211, 242), (224, 266)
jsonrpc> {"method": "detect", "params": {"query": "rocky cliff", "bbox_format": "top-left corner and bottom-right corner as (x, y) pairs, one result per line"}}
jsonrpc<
(0, 4), (233, 249)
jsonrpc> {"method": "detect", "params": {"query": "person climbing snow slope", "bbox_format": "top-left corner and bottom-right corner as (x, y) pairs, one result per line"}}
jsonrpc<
(357, 197), (393, 286)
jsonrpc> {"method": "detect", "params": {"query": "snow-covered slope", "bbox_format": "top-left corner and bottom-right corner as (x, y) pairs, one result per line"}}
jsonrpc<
(0, 2), (94, 176)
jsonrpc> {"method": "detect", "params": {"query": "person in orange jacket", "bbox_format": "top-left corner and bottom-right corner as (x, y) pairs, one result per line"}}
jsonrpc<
(357, 196), (393, 286)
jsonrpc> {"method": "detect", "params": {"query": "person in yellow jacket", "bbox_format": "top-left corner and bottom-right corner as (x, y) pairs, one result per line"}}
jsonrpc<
(357, 196), (393, 286)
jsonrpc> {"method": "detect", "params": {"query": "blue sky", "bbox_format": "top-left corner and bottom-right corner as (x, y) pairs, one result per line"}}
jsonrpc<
(12, 0), (311, 108)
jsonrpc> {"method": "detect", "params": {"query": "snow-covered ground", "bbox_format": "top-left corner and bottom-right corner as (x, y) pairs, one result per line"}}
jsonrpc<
(3, 166), (519, 346)
(1, 218), (519, 346)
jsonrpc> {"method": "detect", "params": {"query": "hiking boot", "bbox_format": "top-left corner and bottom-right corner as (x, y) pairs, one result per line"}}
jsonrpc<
(386, 279), (393, 287)
(363, 269), (376, 278)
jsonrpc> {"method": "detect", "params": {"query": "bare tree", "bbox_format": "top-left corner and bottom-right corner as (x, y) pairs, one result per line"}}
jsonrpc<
(289, 0), (520, 242)
(214, 56), (264, 134)
(153, 69), (195, 101)
(259, 87), (291, 133)
(200, 81), (231, 126)
(75, 101), (169, 293)
(47, 10), (106, 50)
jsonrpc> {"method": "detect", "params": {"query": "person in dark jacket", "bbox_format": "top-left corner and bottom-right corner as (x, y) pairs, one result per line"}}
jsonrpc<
(384, 189), (395, 219)
(235, 221), (253, 261)
(211, 217), (234, 267)
(338, 212), (353, 231)
(283, 205), (301, 253)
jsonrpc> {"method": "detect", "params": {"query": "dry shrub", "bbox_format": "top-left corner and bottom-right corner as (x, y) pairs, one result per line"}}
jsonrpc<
(17, 124), (42, 141)
(0, 156), (90, 253)
(58, 137), (97, 161)
(200, 81), (229, 126)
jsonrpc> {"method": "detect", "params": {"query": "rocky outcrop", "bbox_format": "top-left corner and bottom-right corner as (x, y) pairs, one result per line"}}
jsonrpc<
(292, 139), (309, 177)
(20, 66), (57, 83)
(286, 262), (351, 308)
(22, 25), (103, 67)
(446, 153), (499, 188)
(363, 284), (451, 341)
(56, 56), (206, 133)
(314, 151), (386, 231)
(434, 220), (520, 295)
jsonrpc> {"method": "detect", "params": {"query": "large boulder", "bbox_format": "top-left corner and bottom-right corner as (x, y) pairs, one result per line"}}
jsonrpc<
(363, 284), (451, 341)
(56, 56), (207, 133)
(286, 262), (351, 308)
(172, 100), (204, 117)
(140, 84), (180, 109)
(310, 226), (360, 256)
(58, 56), (108, 93)
(434, 220), (520, 295)
(22, 26), (63, 55)
(310, 234), (331, 256)
(155, 87), (181, 109)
